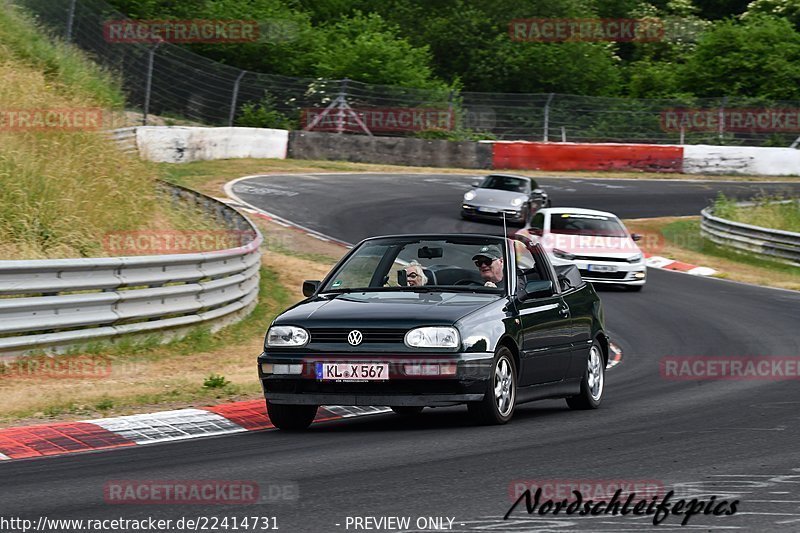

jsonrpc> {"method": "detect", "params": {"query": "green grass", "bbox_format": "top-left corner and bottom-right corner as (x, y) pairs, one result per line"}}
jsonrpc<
(0, 6), (124, 106)
(662, 219), (799, 276)
(714, 194), (800, 233)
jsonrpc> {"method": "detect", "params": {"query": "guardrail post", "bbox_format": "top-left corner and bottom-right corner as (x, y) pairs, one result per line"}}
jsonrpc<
(228, 71), (247, 127)
(142, 42), (162, 126)
(543, 93), (554, 142)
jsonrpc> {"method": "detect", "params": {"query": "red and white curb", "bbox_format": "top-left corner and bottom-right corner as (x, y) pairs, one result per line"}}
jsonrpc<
(0, 402), (390, 461)
(644, 254), (717, 276)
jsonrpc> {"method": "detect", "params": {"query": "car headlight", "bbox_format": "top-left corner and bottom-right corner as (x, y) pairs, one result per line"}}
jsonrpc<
(510, 197), (524, 207)
(627, 253), (643, 263)
(404, 327), (460, 349)
(266, 326), (309, 347)
(552, 248), (575, 260)
(464, 191), (476, 201)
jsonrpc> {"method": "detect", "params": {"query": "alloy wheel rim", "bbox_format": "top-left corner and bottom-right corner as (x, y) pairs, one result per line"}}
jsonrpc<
(494, 356), (515, 416)
(588, 345), (604, 401)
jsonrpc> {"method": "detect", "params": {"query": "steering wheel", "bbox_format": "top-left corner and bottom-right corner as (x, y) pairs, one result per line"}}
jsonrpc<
(454, 279), (484, 286)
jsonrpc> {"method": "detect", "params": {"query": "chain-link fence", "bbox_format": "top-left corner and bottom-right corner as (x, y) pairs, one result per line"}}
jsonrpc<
(15, 0), (800, 147)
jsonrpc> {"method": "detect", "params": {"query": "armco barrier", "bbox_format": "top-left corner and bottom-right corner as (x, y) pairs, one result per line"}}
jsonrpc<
(136, 126), (289, 163)
(0, 183), (263, 357)
(492, 141), (684, 172)
(701, 205), (800, 266)
(288, 131), (493, 169)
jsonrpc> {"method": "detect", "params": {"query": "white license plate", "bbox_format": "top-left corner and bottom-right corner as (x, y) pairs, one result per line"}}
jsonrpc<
(588, 264), (618, 272)
(478, 207), (499, 213)
(316, 362), (389, 381)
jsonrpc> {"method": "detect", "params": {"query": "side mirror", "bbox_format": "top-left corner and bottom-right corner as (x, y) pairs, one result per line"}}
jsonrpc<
(471, 179), (482, 187)
(302, 280), (321, 297)
(631, 233), (642, 242)
(518, 280), (553, 301)
(554, 264), (583, 291)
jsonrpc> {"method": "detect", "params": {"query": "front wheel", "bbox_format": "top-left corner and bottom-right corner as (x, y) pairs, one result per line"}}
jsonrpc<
(468, 346), (517, 425)
(566, 342), (605, 410)
(266, 401), (318, 430)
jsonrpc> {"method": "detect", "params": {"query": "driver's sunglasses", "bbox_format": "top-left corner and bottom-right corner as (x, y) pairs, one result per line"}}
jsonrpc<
(474, 257), (495, 267)
(407, 272), (420, 279)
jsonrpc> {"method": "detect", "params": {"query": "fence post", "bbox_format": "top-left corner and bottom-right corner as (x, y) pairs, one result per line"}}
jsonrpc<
(66, 0), (77, 41)
(680, 125), (685, 145)
(142, 42), (161, 126)
(543, 93), (554, 141)
(337, 78), (349, 134)
(228, 71), (247, 127)
(561, 126), (566, 142)
(718, 96), (727, 144)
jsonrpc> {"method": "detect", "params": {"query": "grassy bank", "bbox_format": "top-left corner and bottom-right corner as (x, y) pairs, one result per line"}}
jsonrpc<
(713, 195), (800, 233)
(0, 7), (226, 259)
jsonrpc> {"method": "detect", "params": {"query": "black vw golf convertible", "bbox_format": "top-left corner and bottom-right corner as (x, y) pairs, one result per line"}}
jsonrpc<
(258, 234), (609, 430)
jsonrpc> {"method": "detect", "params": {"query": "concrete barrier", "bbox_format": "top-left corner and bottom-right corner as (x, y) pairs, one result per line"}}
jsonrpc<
(683, 145), (800, 176)
(136, 126), (288, 163)
(288, 131), (493, 169)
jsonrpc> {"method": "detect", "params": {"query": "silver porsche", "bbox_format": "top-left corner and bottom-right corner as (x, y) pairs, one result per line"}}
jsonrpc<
(461, 174), (550, 226)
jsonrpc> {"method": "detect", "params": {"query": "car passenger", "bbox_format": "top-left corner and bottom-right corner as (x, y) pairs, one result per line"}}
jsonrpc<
(472, 245), (505, 289)
(405, 261), (428, 287)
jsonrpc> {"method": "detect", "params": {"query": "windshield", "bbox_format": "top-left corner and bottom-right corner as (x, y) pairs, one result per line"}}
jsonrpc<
(480, 175), (530, 193)
(549, 213), (628, 238)
(321, 237), (507, 293)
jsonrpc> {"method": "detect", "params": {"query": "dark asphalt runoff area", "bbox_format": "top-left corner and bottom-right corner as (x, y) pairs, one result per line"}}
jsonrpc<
(2, 173), (799, 532)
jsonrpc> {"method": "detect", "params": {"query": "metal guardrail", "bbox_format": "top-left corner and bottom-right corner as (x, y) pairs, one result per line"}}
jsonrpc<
(0, 183), (263, 356)
(700, 205), (800, 266)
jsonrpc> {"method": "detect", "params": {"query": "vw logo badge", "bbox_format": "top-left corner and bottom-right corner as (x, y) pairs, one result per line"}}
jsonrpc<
(347, 330), (363, 346)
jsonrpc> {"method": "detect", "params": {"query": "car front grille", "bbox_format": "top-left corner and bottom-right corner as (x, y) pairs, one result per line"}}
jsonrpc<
(308, 328), (407, 343)
(573, 255), (630, 263)
(578, 270), (629, 280)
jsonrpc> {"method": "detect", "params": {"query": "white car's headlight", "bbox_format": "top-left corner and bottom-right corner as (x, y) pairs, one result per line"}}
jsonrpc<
(627, 253), (643, 263)
(510, 197), (524, 207)
(266, 326), (309, 347)
(464, 191), (476, 201)
(404, 327), (460, 348)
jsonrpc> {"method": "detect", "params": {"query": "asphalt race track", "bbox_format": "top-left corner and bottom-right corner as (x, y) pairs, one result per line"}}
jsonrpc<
(3, 173), (800, 532)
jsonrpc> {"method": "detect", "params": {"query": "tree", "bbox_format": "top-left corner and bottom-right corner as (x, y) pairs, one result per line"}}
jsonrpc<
(681, 15), (800, 99)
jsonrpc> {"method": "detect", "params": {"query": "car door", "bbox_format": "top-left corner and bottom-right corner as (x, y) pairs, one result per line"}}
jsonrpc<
(511, 238), (573, 385)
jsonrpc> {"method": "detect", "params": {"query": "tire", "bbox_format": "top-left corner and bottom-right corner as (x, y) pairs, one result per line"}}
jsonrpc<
(391, 406), (424, 416)
(468, 346), (517, 425)
(266, 400), (318, 430)
(566, 342), (605, 410)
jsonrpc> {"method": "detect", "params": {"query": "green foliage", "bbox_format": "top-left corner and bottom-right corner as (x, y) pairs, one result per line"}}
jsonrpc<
(681, 15), (800, 99)
(414, 128), (497, 141)
(103, 0), (800, 100)
(236, 92), (296, 130)
(203, 373), (230, 389)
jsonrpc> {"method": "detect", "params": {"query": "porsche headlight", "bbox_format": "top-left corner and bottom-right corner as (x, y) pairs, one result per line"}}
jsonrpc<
(404, 327), (460, 349)
(266, 326), (309, 347)
(464, 191), (476, 201)
(510, 197), (524, 207)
